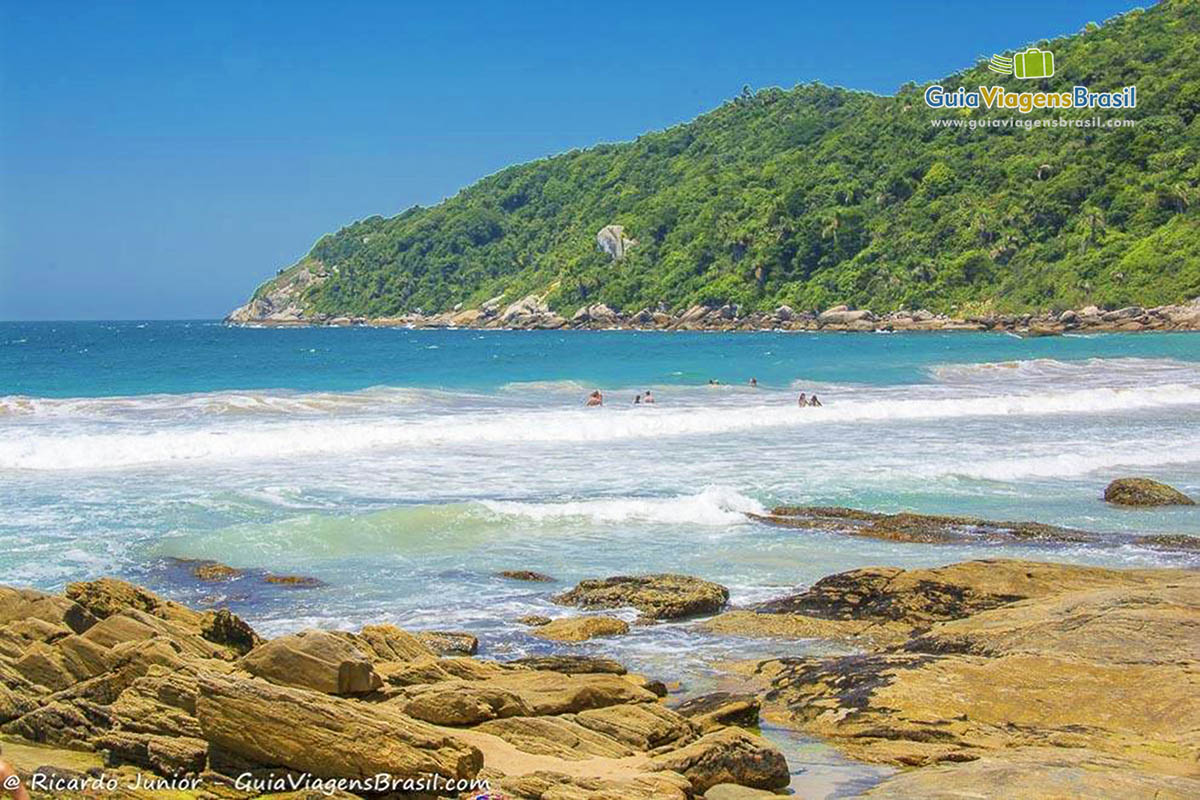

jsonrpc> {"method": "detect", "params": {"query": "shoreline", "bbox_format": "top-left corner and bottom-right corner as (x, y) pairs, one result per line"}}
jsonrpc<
(225, 295), (1200, 335)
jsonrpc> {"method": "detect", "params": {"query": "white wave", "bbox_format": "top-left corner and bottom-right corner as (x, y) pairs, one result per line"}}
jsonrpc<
(938, 439), (1200, 481)
(929, 357), (1200, 387)
(481, 486), (765, 526)
(3, 382), (1199, 470)
(0, 386), (434, 420)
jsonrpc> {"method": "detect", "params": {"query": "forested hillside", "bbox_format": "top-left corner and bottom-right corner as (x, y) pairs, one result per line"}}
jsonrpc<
(239, 0), (1200, 319)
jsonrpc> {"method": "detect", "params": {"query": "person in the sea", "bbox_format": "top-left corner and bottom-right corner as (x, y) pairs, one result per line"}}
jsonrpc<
(633, 393), (642, 405)
(749, 377), (758, 387)
(809, 394), (822, 407)
(797, 392), (807, 407)
(643, 390), (655, 404)
(709, 379), (720, 386)
(585, 390), (603, 407)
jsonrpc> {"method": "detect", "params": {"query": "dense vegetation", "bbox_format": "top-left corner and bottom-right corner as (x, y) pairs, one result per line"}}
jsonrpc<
(250, 0), (1200, 318)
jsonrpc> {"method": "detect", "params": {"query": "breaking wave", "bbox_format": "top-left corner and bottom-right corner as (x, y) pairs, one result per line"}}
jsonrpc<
(3, 382), (1200, 470)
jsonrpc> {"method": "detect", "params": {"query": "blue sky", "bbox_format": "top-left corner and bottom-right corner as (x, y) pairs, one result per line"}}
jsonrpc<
(0, 0), (1144, 320)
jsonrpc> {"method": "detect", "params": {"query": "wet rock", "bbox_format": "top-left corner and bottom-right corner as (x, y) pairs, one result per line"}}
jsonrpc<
(1134, 534), (1200, 552)
(532, 615), (630, 642)
(509, 654), (627, 674)
(650, 727), (790, 793)
(856, 748), (1200, 799)
(516, 614), (552, 626)
(196, 672), (483, 781)
(415, 630), (479, 656)
(673, 692), (760, 732)
(554, 574), (730, 620)
(263, 573), (325, 587)
(499, 570), (556, 583)
(239, 630), (382, 695)
(750, 505), (1095, 545)
(705, 784), (783, 799)
(1104, 477), (1195, 506)
(180, 560), (242, 582)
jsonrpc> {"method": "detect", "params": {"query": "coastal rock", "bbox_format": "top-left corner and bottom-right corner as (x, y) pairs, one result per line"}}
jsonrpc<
(239, 630), (383, 695)
(0, 587), (97, 634)
(532, 615), (630, 642)
(673, 692), (760, 733)
(196, 671), (483, 780)
(752, 559), (1163, 626)
(509, 654), (627, 674)
(415, 630), (479, 656)
(1103, 477), (1195, 506)
(263, 573), (325, 587)
(649, 727), (790, 793)
(750, 505), (1094, 545)
(516, 614), (552, 626)
(752, 560), (1200, 787)
(857, 748), (1200, 799)
(499, 569), (556, 583)
(554, 574), (730, 620)
(0, 580), (788, 796)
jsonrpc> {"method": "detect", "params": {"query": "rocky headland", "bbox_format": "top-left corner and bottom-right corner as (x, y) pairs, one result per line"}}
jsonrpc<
(226, 288), (1200, 336)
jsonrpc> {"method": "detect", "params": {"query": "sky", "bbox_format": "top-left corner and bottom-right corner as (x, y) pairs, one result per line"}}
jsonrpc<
(0, 0), (1146, 320)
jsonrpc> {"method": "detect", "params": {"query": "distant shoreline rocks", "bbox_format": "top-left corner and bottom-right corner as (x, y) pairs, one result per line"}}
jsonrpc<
(225, 294), (1200, 335)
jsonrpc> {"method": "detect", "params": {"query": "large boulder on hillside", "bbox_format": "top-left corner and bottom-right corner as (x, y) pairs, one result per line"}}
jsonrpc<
(596, 225), (637, 260)
(554, 574), (729, 620)
(196, 672), (482, 781)
(1103, 477), (1195, 506)
(239, 630), (382, 695)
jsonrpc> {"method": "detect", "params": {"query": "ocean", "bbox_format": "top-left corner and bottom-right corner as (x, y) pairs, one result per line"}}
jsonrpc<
(2, 321), (1198, 795)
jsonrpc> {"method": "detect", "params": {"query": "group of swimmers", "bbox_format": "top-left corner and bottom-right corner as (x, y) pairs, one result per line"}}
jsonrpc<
(584, 380), (821, 407)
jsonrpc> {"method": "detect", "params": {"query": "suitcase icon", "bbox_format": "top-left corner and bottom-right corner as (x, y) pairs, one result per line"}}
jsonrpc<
(1013, 48), (1054, 79)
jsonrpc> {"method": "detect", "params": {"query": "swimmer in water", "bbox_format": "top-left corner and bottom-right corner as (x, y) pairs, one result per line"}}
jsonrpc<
(809, 394), (822, 407)
(749, 377), (758, 387)
(798, 392), (807, 407)
(634, 394), (642, 405)
(585, 390), (603, 407)
(643, 390), (655, 404)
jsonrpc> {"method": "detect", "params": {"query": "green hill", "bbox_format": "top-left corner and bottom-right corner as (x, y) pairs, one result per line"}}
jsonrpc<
(236, 0), (1200, 320)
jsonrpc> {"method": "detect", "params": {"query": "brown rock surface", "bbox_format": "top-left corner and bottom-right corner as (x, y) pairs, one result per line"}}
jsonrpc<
(748, 560), (1200, 795)
(554, 574), (729, 620)
(750, 505), (1095, 545)
(1104, 476), (1195, 506)
(239, 629), (382, 695)
(196, 671), (484, 781)
(533, 615), (630, 642)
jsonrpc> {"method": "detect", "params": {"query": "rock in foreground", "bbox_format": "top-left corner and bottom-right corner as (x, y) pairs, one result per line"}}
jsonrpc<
(1104, 477), (1195, 506)
(0, 577), (787, 799)
(737, 559), (1200, 798)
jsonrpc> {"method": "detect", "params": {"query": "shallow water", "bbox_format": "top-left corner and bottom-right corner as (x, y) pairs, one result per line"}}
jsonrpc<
(2, 322), (1198, 797)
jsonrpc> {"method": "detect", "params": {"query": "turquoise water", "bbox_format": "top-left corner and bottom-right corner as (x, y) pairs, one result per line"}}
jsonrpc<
(2, 322), (1199, 796)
